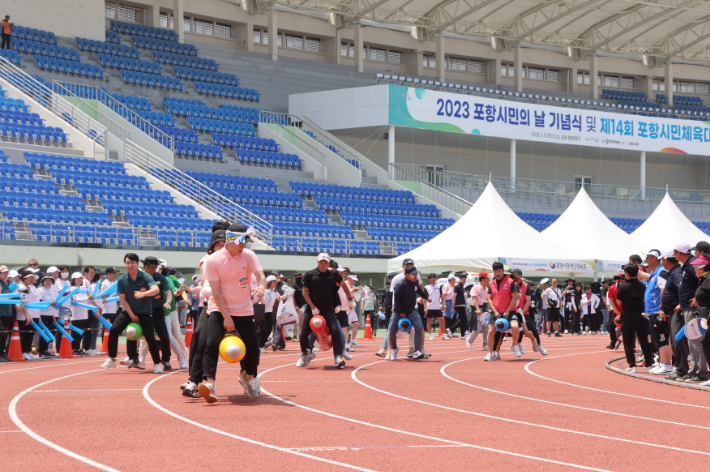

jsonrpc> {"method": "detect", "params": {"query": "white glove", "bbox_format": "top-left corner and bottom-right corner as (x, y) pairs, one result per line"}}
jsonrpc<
(312, 307), (320, 315)
(349, 300), (356, 310)
(334, 305), (341, 313)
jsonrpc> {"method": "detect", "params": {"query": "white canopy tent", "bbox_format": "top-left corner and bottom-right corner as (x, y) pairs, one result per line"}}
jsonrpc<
(387, 182), (585, 273)
(631, 193), (708, 251)
(541, 188), (644, 267)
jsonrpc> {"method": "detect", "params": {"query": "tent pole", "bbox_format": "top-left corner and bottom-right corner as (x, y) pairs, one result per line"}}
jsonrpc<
(594, 260), (599, 283)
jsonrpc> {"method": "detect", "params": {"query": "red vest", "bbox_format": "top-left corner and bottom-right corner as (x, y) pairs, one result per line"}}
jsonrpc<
(516, 280), (528, 315)
(490, 276), (513, 313)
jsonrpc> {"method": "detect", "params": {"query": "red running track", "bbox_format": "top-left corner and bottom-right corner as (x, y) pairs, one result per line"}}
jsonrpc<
(1, 335), (707, 472)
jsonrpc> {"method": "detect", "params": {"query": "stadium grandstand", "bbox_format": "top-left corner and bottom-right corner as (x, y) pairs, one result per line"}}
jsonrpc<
(1, 0), (710, 277)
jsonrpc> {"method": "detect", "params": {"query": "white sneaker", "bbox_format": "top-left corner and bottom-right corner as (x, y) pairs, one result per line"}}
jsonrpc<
(296, 353), (309, 367)
(246, 376), (260, 399)
(137, 359), (146, 370)
(519, 344), (526, 355)
(648, 363), (672, 375)
(100, 358), (117, 369)
(350, 340), (361, 347)
(538, 345), (548, 356)
(446, 329), (454, 338)
(198, 382), (218, 403)
(119, 356), (130, 365)
(626, 366), (637, 373)
(259, 347), (267, 354)
(512, 345), (522, 358)
(466, 337), (473, 350)
(442, 334), (450, 340)
(389, 347), (399, 361)
(375, 349), (386, 357)
(699, 379), (710, 387)
(85, 349), (100, 357)
(484, 352), (496, 362)
(312, 346), (321, 352)
(411, 350), (424, 360)
(345, 345), (356, 352)
(421, 349), (431, 359)
(342, 351), (352, 361)
(153, 364), (164, 374)
(564, 330), (569, 334)
(429, 334), (434, 341)
(494, 351), (501, 360)
(178, 356), (188, 370)
(334, 355), (345, 368)
(384, 350), (391, 361)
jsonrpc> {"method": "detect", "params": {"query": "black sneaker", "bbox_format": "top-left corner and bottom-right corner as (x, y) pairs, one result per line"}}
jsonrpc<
(685, 374), (708, 382)
(163, 362), (172, 372)
(127, 359), (141, 369)
(555, 333), (563, 337)
(665, 371), (682, 380)
(39, 353), (52, 360)
(182, 385), (199, 398)
(679, 373), (695, 381)
(605, 344), (614, 349)
(547, 333), (551, 337)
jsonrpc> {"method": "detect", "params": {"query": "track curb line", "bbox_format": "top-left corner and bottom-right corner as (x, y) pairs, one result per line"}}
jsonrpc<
(605, 355), (710, 392)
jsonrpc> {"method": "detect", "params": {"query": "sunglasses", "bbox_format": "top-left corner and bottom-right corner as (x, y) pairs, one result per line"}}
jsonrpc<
(225, 231), (246, 244)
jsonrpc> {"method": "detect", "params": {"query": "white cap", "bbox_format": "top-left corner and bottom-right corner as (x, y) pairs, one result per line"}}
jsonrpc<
(159, 259), (168, 268)
(674, 241), (691, 254)
(661, 249), (675, 259)
(349, 274), (358, 281)
(8, 270), (18, 278)
(266, 275), (277, 283)
(71, 272), (83, 280)
(316, 253), (331, 262)
(192, 274), (198, 280)
(47, 266), (59, 273)
(643, 249), (662, 259)
(337, 265), (346, 272)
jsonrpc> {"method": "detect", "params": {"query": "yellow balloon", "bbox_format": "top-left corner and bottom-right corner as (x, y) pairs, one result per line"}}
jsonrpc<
(219, 333), (246, 363)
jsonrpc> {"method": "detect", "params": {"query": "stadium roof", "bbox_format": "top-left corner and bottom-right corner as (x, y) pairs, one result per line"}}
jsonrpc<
(259, 0), (710, 64)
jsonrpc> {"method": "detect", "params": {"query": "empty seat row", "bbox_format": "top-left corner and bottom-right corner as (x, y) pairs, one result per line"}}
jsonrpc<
(75, 37), (140, 59)
(0, 124), (67, 143)
(657, 94), (703, 106)
(103, 201), (198, 219)
(236, 150), (301, 169)
(35, 56), (104, 79)
(109, 93), (151, 111)
(151, 51), (217, 70)
(130, 35), (197, 56)
(134, 111), (175, 127)
(174, 142), (223, 160)
(183, 171), (278, 192)
(83, 188), (173, 204)
(173, 66), (239, 86)
(69, 175), (150, 190)
(291, 181), (416, 204)
(0, 49), (22, 65)
(195, 82), (260, 101)
(209, 189), (303, 208)
(242, 206), (329, 225)
(2, 194), (84, 211)
(98, 54), (162, 75)
(187, 118), (256, 136)
(121, 70), (183, 90)
(212, 134), (277, 151)
(602, 89), (647, 102)
(166, 101), (260, 124)
(110, 20), (179, 42)
(105, 30), (121, 44)
(1, 207), (112, 225)
(16, 40), (80, 61)
(155, 125), (198, 142)
(315, 197), (438, 217)
(13, 26), (57, 45)
(270, 237), (381, 255)
(0, 162), (33, 178)
(368, 228), (439, 243)
(0, 177), (59, 194)
(340, 212), (453, 231)
(25, 152), (125, 174)
(0, 97), (29, 112)
(272, 224), (354, 239)
(0, 110), (43, 126)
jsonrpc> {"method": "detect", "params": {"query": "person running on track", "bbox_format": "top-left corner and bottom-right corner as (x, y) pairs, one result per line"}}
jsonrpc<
(510, 269), (547, 357)
(424, 273), (444, 341)
(485, 263), (521, 361)
(466, 272), (490, 350)
(388, 266), (430, 360)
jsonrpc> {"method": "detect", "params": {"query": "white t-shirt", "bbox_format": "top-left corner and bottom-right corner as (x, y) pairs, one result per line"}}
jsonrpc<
(18, 283), (41, 320)
(425, 284), (442, 310)
(39, 284), (59, 318)
(543, 287), (562, 307)
(55, 278), (71, 309)
(100, 279), (118, 313)
(71, 286), (92, 321)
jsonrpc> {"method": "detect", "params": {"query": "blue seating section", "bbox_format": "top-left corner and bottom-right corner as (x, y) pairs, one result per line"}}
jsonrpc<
(195, 82), (260, 101)
(609, 217), (644, 234)
(658, 94), (703, 107)
(130, 35), (197, 56)
(175, 142), (224, 160)
(14, 39), (79, 61)
(156, 126), (198, 142)
(103, 201), (199, 219)
(24, 153), (126, 174)
(340, 212), (453, 231)
(270, 236), (381, 255)
(315, 196), (438, 217)
(110, 20), (179, 42)
(188, 118), (256, 136)
(138, 111), (176, 127)
(121, 70), (183, 90)
(173, 66), (238, 86)
(212, 134), (277, 151)
(617, 100), (662, 110)
(368, 228), (439, 244)
(76, 38), (140, 59)
(110, 93), (151, 111)
(0, 97), (28, 111)
(672, 104), (710, 114)
(242, 206), (329, 224)
(0, 110), (44, 126)
(272, 223), (354, 239)
(0, 49), (22, 65)
(291, 182), (417, 204)
(346, 158), (360, 169)
(184, 172), (278, 191)
(515, 212), (559, 231)
(151, 51), (217, 70)
(0, 161), (32, 178)
(105, 31), (121, 44)
(602, 89), (647, 102)
(13, 26), (57, 45)
(0, 123), (67, 144)
(54, 170), (149, 189)
(183, 171), (301, 207)
(35, 56), (104, 79)
(236, 149), (301, 168)
(29, 223), (134, 244)
(166, 98), (260, 124)
(98, 54), (161, 74)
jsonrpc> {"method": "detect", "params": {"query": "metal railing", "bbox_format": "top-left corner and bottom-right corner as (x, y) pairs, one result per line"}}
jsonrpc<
(258, 111), (327, 168)
(374, 77), (703, 123)
(48, 80), (174, 152)
(297, 117), (363, 169)
(0, 57), (107, 160)
(388, 163), (472, 216)
(50, 81), (132, 145)
(124, 139), (274, 243)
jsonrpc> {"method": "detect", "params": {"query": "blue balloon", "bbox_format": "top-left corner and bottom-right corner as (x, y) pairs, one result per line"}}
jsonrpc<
(398, 318), (412, 333)
(674, 325), (686, 342)
(495, 317), (510, 333)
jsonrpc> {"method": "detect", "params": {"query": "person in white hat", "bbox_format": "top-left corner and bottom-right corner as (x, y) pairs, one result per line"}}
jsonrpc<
(0, 265), (15, 362)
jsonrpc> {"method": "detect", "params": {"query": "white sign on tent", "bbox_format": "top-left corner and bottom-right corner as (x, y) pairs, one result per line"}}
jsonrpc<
(500, 258), (595, 275)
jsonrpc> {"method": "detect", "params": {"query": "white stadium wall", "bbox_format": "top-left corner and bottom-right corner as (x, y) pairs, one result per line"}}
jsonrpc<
(5, 0), (105, 41)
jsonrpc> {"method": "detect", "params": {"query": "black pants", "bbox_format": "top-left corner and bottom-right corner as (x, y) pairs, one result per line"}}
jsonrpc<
(188, 306), (209, 384)
(299, 308), (344, 357)
(571, 310), (581, 333)
(0, 313), (16, 356)
(621, 313), (654, 368)
(1, 34), (10, 50)
(669, 310), (689, 376)
(524, 315), (541, 344)
(38, 315), (55, 355)
(19, 319), (33, 353)
(107, 311), (160, 363)
(451, 306), (467, 335)
(200, 311), (260, 379)
(148, 306), (172, 363)
(607, 314), (618, 345)
(70, 318), (91, 352)
(189, 309), (200, 328)
(257, 311), (275, 348)
(701, 322), (710, 373)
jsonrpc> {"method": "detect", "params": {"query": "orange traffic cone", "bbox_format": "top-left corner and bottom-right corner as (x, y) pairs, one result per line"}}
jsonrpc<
(7, 321), (25, 362)
(58, 320), (74, 358)
(363, 314), (374, 340)
(184, 316), (193, 346)
(101, 324), (110, 354)
(437, 319), (445, 337)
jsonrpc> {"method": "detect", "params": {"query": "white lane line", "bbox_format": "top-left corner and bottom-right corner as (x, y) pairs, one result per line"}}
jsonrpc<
(142, 372), (379, 472)
(525, 351), (710, 410)
(288, 445), (462, 452)
(441, 352), (710, 431)
(0, 430), (21, 433)
(0, 359), (100, 374)
(8, 369), (122, 472)
(258, 359), (613, 472)
(350, 353), (710, 457)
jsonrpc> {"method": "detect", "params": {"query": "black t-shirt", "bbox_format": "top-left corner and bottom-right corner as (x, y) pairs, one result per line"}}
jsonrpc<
(303, 268), (343, 312)
(616, 278), (646, 315)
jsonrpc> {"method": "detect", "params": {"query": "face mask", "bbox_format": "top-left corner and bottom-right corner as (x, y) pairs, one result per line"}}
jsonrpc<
(61, 272), (69, 278)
